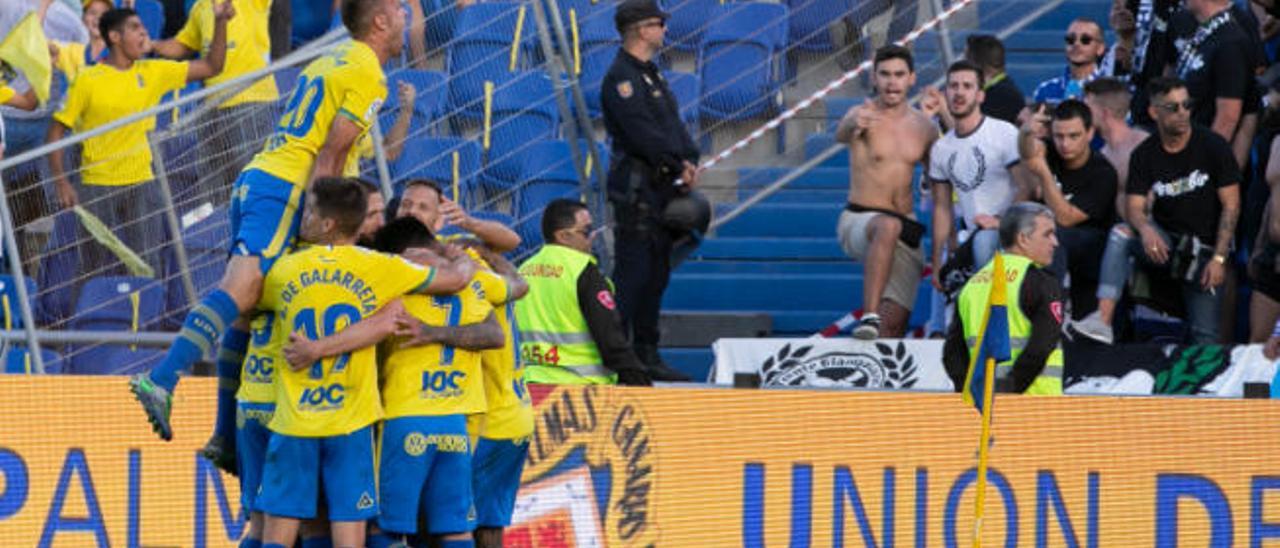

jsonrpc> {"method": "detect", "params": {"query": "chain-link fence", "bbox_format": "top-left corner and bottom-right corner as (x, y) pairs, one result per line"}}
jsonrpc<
(0, 0), (1017, 374)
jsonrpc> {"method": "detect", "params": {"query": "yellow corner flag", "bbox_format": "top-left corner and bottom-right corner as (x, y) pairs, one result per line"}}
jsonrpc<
(961, 251), (1011, 548)
(0, 13), (53, 104)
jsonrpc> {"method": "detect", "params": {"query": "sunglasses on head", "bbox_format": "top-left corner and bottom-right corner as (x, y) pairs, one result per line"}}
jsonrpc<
(1156, 99), (1194, 113)
(1064, 34), (1097, 45)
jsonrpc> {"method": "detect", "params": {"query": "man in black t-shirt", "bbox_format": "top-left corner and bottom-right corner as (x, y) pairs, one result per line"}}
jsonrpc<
(965, 34), (1024, 125)
(1018, 100), (1118, 318)
(1071, 78), (1241, 345)
(1119, 0), (1182, 127)
(1167, 0), (1261, 161)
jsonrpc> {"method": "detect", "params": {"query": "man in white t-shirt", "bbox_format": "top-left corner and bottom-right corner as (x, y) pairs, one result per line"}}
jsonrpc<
(928, 60), (1028, 295)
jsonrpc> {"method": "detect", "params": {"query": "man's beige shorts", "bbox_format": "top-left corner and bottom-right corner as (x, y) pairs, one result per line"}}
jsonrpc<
(836, 209), (924, 311)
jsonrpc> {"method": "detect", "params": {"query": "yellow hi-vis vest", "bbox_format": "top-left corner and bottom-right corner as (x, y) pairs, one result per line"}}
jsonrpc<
(515, 245), (617, 385)
(957, 253), (1063, 395)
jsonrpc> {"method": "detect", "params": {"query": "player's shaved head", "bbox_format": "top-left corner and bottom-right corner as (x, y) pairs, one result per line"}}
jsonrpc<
(371, 216), (436, 254)
(342, 0), (393, 38)
(309, 177), (370, 238)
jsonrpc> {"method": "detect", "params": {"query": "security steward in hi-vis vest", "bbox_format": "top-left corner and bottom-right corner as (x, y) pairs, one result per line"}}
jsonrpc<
(943, 203), (1066, 395)
(515, 200), (652, 386)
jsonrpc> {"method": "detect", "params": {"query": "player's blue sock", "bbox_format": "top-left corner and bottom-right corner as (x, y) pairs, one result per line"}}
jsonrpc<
(440, 539), (474, 548)
(238, 539), (262, 548)
(300, 537), (333, 548)
(365, 533), (400, 548)
(214, 327), (250, 442)
(261, 544), (286, 548)
(150, 289), (240, 391)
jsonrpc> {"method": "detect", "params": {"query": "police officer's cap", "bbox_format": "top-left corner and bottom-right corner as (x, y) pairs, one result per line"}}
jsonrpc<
(615, 0), (670, 34)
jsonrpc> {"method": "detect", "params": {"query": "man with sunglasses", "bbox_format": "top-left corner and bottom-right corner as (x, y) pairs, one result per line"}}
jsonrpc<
(600, 0), (699, 382)
(1071, 78), (1241, 345)
(1032, 18), (1108, 106)
(516, 199), (653, 387)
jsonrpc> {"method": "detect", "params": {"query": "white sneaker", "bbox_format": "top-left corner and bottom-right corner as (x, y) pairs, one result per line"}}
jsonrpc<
(1069, 311), (1114, 344)
(853, 313), (881, 340)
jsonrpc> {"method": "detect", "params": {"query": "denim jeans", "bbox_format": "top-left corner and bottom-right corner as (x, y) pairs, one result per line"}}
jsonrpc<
(1095, 223), (1222, 344)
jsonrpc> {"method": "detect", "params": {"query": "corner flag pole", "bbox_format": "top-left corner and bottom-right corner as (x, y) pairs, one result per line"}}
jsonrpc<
(972, 355), (996, 548)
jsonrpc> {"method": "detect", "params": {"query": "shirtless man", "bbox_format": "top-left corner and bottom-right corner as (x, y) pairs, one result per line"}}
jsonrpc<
(835, 45), (941, 339)
(1083, 77), (1149, 220)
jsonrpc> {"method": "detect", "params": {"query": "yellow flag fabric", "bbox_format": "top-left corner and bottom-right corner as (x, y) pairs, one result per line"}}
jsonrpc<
(0, 13), (53, 104)
(73, 206), (156, 278)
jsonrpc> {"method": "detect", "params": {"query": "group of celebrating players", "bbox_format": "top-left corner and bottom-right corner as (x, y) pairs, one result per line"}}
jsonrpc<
(122, 0), (533, 546)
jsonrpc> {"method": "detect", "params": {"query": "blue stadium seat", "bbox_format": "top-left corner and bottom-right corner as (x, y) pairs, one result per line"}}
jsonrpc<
(697, 3), (788, 123)
(482, 72), (561, 190)
(785, 0), (843, 52)
(421, 0), (462, 48)
(512, 140), (584, 253)
(131, 0), (166, 40)
(37, 212), (82, 328)
(446, 2), (539, 121)
(164, 206), (231, 324)
(382, 69), (448, 135)
(68, 277), (167, 375)
(2, 347), (64, 374)
(392, 136), (484, 203)
(156, 82), (203, 202)
(661, 0), (720, 52)
(561, 3), (618, 118)
(0, 275), (38, 330)
(663, 70), (700, 130)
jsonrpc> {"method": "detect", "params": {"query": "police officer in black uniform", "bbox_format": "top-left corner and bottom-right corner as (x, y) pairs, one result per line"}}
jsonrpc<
(601, 0), (699, 381)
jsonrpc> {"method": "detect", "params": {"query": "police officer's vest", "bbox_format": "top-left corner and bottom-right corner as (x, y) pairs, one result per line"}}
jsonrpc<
(515, 245), (618, 385)
(957, 253), (1063, 395)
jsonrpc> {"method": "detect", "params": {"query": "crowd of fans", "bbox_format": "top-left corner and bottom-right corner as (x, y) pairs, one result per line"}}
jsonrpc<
(901, 0), (1280, 349)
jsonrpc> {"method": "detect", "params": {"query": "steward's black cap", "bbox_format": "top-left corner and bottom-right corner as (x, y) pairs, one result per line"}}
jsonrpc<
(615, 0), (670, 34)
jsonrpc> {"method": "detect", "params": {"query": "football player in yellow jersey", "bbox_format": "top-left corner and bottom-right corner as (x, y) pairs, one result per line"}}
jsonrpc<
(462, 244), (535, 548)
(253, 178), (474, 547)
(131, 0), (406, 450)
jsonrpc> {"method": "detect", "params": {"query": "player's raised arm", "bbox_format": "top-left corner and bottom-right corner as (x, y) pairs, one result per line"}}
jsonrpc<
(309, 114), (365, 184)
(394, 310), (504, 350)
(412, 252), (477, 295)
(470, 244), (529, 301)
(281, 300), (404, 370)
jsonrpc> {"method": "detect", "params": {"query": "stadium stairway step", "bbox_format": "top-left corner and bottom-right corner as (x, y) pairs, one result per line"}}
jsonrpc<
(692, 237), (845, 261)
(677, 260), (855, 275)
(713, 203), (841, 238)
(737, 166), (848, 189)
(663, 273), (858, 309)
(659, 310), (773, 346)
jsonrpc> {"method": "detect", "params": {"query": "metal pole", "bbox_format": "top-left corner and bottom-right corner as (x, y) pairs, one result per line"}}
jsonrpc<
(0, 329), (177, 346)
(528, 0), (589, 193)
(542, 0), (611, 272)
(0, 172), (45, 373)
(149, 135), (199, 309)
(0, 26), (351, 173)
(369, 118), (396, 198)
(930, 0), (956, 67)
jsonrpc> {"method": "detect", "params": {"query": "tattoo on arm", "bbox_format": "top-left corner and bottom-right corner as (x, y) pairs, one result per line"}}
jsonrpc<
(1216, 206), (1239, 256)
(419, 315), (504, 350)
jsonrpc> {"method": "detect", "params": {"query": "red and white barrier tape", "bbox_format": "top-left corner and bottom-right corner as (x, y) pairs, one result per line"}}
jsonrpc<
(691, 0), (977, 176)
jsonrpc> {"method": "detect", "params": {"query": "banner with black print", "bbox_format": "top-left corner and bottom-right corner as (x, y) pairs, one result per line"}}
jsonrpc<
(710, 338), (954, 390)
(711, 338), (1278, 397)
(1062, 340), (1277, 397)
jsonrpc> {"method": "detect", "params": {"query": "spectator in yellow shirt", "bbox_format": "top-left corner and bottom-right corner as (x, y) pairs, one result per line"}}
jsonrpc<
(45, 4), (234, 276)
(152, 0), (279, 204)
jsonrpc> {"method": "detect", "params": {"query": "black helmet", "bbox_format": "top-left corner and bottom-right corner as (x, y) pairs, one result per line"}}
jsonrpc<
(662, 191), (712, 235)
